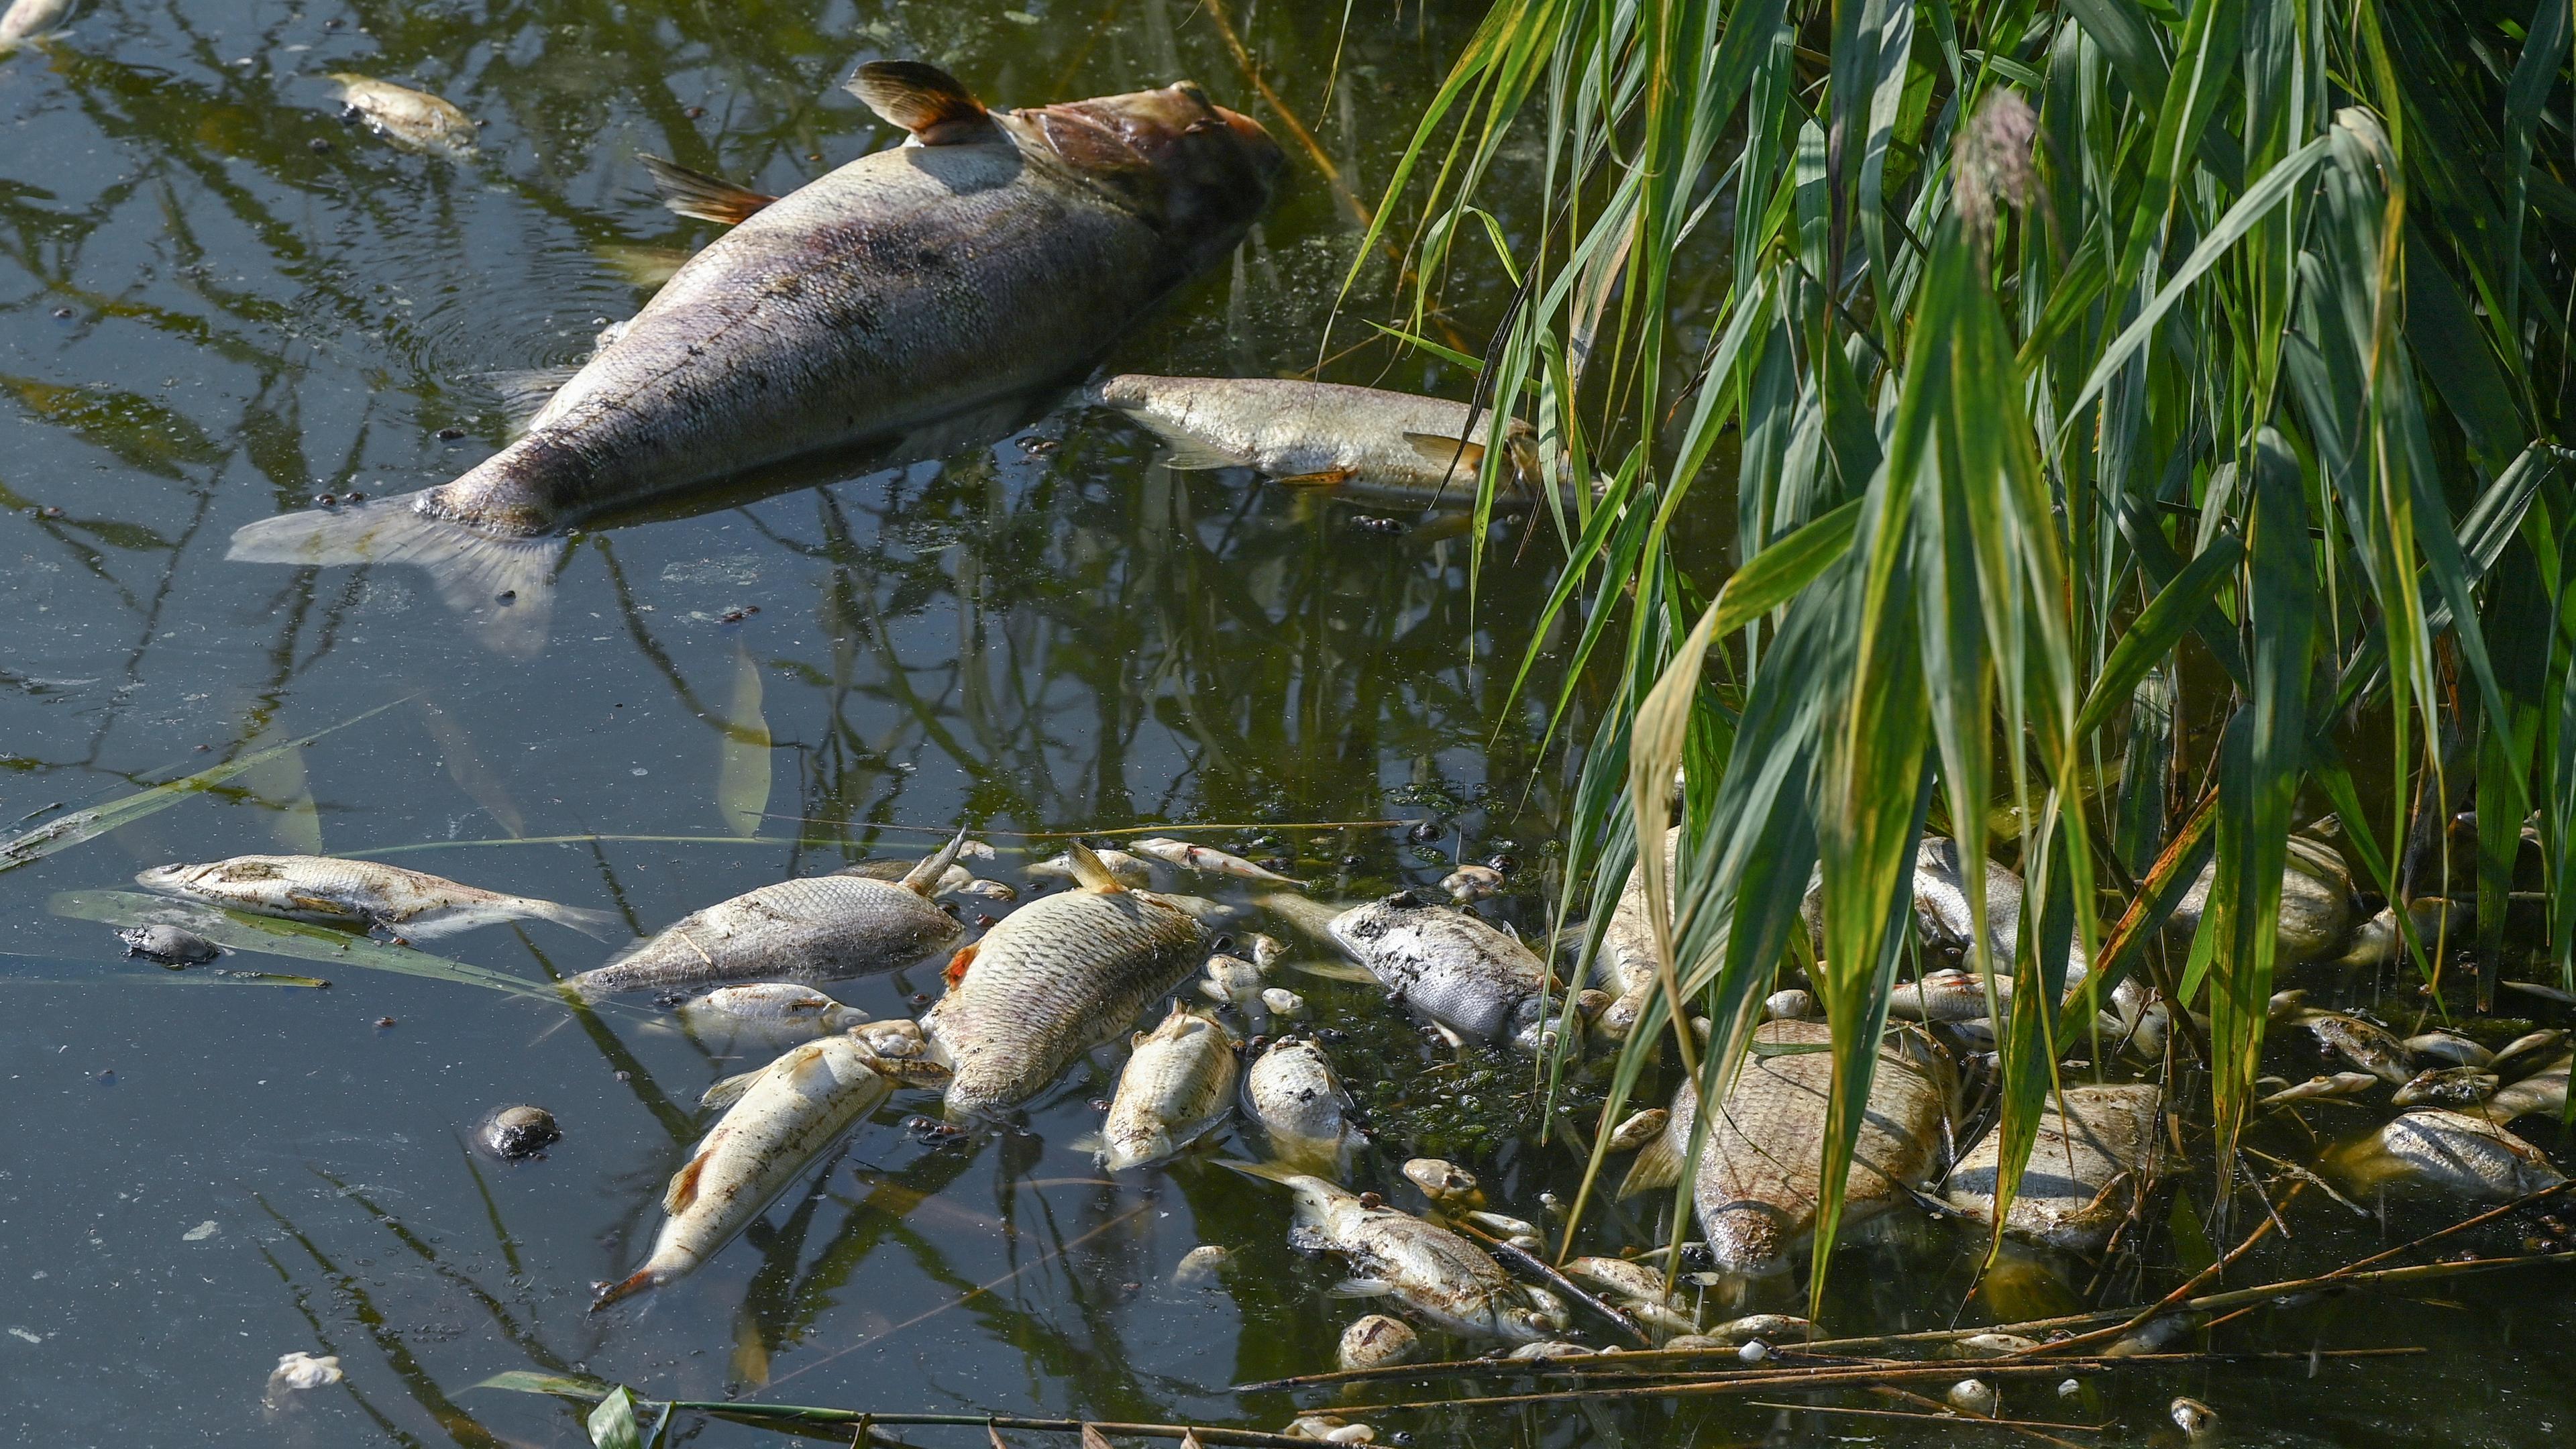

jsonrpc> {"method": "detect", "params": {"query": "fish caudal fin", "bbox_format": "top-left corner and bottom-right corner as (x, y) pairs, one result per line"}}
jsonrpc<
(227, 494), (564, 658)
(846, 61), (997, 146)
(524, 898), (625, 941)
(636, 154), (776, 225)
(590, 1267), (659, 1313)
(901, 827), (973, 896)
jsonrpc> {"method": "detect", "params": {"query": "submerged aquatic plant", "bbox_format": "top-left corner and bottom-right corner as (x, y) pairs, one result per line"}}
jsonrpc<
(1368, 0), (2576, 1307)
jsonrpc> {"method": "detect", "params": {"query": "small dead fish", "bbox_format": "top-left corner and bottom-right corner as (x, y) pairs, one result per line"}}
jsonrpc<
(137, 855), (617, 940)
(595, 1037), (945, 1307)
(1944, 1083), (2160, 1253)
(1336, 1313), (1419, 1371)
(1947, 1379), (1998, 1418)
(2329, 1109), (2566, 1199)
(2489, 1029), (2567, 1081)
(1440, 865), (1503, 902)
(1132, 837), (1303, 885)
(1591, 828), (1675, 1042)
(1401, 1157), (1484, 1210)
(2167, 835), (2355, 962)
(2171, 1397), (2219, 1441)
(2259, 1071), (2380, 1108)
(676, 983), (868, 1039)
(1247, 933), (1287, 972)
(1260, 986), (1309, 1020)
(1704, 1313), (1817, 1345)
(1507, 1341), (1595, 1359)
(840, 857), (973, 892)
(924, 845), (1211, 1118)
(1090, 1003), (1238, 1171)
(2502, 979), (2576, 1006)
(851, 1018), (924, 1057)
(1463, 1209), (1540, 1240)
(1564, 1255), (1680, 1307)
(2403, 1031), (2492, 1069)
(2271, 995), (2413, 1085)
(477, 1105), (560, 1160)
(328, 74), (478, 158)
(1282, 1414), (1375, 1444)
(2392, 1065), (2500, 1109)
(1888, 967), (2000, 1023)
(0, 0), (72, 52)
(2483, 1053), (2570, 1121)
(568, 833), (967, 998)
(1027, 847), (1153, 889)
(1606, 1108), (1669, 1153)
(1949, 1332), (2044, 1357)
(951, 877), (1017, 902)
(1224, 1161), (1554, 1341)
(1764, 988), (1815, 1021)
(1244, 1037), (1361, 1178)
(1172, 1244), (1231, 1285)
(118, 924), (221, 965)
(1200, 954), (1269, 1022)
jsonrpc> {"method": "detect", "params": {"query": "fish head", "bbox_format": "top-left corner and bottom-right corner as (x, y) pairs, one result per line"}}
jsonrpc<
(1018, 81), (1283, 252)
(133, 862), (193, 892)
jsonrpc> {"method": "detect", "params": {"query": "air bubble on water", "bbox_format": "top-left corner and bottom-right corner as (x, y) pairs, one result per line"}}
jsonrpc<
(631, 767), (649, 776)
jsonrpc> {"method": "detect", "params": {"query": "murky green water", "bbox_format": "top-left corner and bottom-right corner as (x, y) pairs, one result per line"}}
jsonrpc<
(2, 3), (2572, 1446)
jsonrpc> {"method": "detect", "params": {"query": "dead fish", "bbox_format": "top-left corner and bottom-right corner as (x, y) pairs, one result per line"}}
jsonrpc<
(1764, 989), (1815, 1021)
(1591, 828), (1676, 1041)
(2392, 1065), (2499, 1109)
(2502, 978), (2576, 1006)
(1949, 1332), (2045, 1357)
(1703, 1313), (1816, 1345)
(1247, 932), (1288, 972)
(1261, 986), (1309, 1020)
(2271, 994), (2413, 1085)
(230, 64), (1282, 653)
(2404, 1031), (2492, 1069)
(1221, 1161), (1556, 1341)
(1085, 374), (1572, 511)
(1283, 1414), (1375, 1444)
(477, 1105), (561, 1160)
(1132, 837), (1303, 885)
(850, 1018), (926, 1058)
(1619, 1020), (1948, 1277)
(2489, 1029), (2567, 1081)
(1943, 1083), (2160, 1253)
(566, 833), (967, 998)
(1336, 1313), (1419, 1371)
(1440, 865), (1503, 902)
(1199, 954), (1269, 1026)
(1564, 1255), (1682, 1309)
(1947, 1379), (1999, 1418)
(1507, 1341), (1595, 1360)
(1172, 1244), (1231, 1285)
(2259, 1071), (2380, 1108)
(676, 983), (869, 1038)
(922, 844), (1210, 1118)
(0, 0), (72, 50)
(951, 877), (1017, 902)
(2328, 1109), (2566, 1199)
(2483, 1053), (2570, 1121)
(1605, 1108), (1669, 1152)
(595, 1036), (946, 1307)
(2165, 835), (2355, 961)
(1401, 1157), (1484, 1211)
(1888, 967), (2000, 1023)
(2170, 1397), (2219, 1441)
(1244, 1036), (1362, 1178)
(1316, 892), (1556, 1051)
(118, 923), (221, 965)
(136, 855), (616, 940)
(328, 74), (478, 158)
(1087, 1002), (1238, 1171)
(1028, 847), (1154, 889)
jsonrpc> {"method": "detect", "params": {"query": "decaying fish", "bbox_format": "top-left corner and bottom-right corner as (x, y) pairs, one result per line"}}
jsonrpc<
(1605, 1108), (1669, 1153)
(1620, 1020), (1949, 1277)
(0, 0), (72, 50)
(1090, 1003), (1238, 1171)
(2483, 1053), (2570, 1121)
(2270, 992), (2413, 1085)
(2165, 835), (2356, 961)
(231, 64), (1281, 655)
(1222, 1161), (1558, 1341)
(1131, 837), (1303, 885)
(119, 923), (221, 965)
(922, 845), (1210, 1117)
(328, 74), (479, 157)
(565, 833), (967, 998)
(1262, 986), (1309, 1020)
(2259, 1071), (2380, 1108)
(1200, 954), (1269, 1026)
(2392, 1066), (2501, 1109)
(1172, 1244), (1231, 1285)
(1085, 375), (1572, 511)
(1028, 847), (1154, 888)
(1305, 891), (1558, 1050)
(1765, 989), (1816, 1021)
(2328, 1109), (2565, 1199)
(1703, 1312), (1817, 1345)
(1244, 1036), (1362, 1178)
(1943, 1083), (2161, 1253)
(2489, 1029), (2566, 1081)
(135, 855), (617, 940)
(1591, 828), (1676, 1042)
(1440, 865), (1503, 902)
(1564, 1256), (1687, 1311)
(1338, 1314), (1419, 1371)
(840, 856), (975, 894)
(1247, 933), (1288, 972)
(676, 983), (869, 1039)
(2404, 1031), (2492, 1069)
(594, 1034), (946, 1308)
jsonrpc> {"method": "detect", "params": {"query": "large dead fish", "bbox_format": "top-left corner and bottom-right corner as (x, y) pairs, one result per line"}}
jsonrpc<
(922, 845), (1210, 1118)
(1087, 1002), (1238, 1170)
(1085, 375), (1572, 511)
(135, 855), (617, 940)
(564, 833), (967, 999)
(1271, 890), (1558, 1051)
(594, 1034), (945, 1308)
(2163, 835), (2356, 962)
(1621, 1019), (1949, 1277)
(1943, 1083), (2161, 1253)
(2328, 1109), (2565, 1199)
(230, 62), (1282, 654)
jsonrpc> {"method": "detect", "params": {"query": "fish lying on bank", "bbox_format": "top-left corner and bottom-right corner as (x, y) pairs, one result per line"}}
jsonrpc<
(1130, 837), (1303, 885)
(1085, 375), (1582, 512)
(1621, 1020), (1949, 1277)
(135, 855), (618, 940)
(595, 1034), (946, 1308)
(1028, 847), (1154, 889)
(231, 63), (1283, 655)
(2328, 1109), (2565, 1199)
(0, 0), (71, 50)
(1243, 1036), (1362, 1178)
(1943, 1083), (2161, 1253)
(922, 844), (1210, 1118)
(328, 74), (479, 157)
(676, 983), (869, 1039)
(1220, 1161), (1562, 1341)
(1088, 1003), (1238, 1171)
(564, 833), (968, 999)
(1273, 890), (1560, 1051)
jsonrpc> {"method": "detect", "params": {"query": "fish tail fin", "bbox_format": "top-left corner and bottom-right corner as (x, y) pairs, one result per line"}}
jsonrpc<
(902, 827), (972, 896)
(1252, 890), (1344, 942)
(1617, 1128), (1685, 1198)
(522, 900), (624, 941)
(636, 153), (775, 225)
(1065, 842), (1127, 894)
(227, 494), (563, 658)
(590, 1268), (659, 1313)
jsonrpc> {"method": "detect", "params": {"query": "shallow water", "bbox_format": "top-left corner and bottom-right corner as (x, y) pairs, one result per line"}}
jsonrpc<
(1, 2), (2573, 1446)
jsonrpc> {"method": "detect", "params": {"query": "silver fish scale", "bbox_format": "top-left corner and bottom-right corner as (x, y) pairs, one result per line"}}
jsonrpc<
(1328, 895), (1544, 1042)
(570, 876), (959, 998)
(924, 888), (1209, 1116)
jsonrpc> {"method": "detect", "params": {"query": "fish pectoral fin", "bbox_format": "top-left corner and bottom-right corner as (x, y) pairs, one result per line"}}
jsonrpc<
(1032, 107), (1152, 178)
(1148, 439), (1248, 471)
(846, 60), (999, 146)
(1616, 1129), (1685, 1198)
(699, 1067), (766, 1110)
(1271, 468), (1356, 490)
(664, 1142), (716, 1214)
(1403, 432), (1488, 476)
(1326, 1277), (1397, 1299)
(637, 153), (776, 225)
(1066, 1130), (1106, 1155)
(901, 826), (973, 897)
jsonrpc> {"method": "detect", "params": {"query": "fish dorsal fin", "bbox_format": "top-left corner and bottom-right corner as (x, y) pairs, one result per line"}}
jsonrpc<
(1066, 842), (1127, 894)
(901, 827), (972, 896)
(1403, 432), (1487, 476)
(637, 154), (776, 225)
(1615, 1124), (1684, 1198)
(665, 1140), (716, 1214)
(847, 61), (999, 146)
